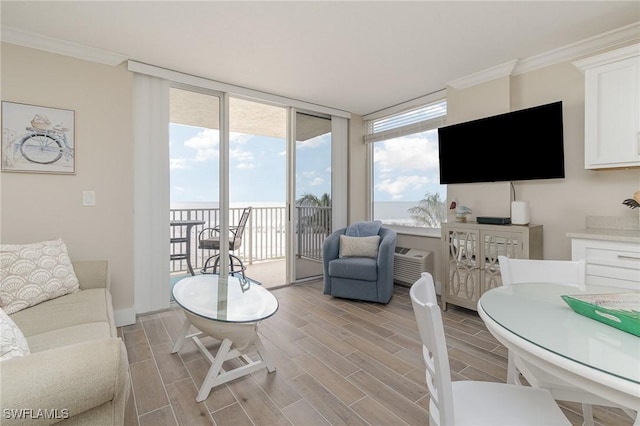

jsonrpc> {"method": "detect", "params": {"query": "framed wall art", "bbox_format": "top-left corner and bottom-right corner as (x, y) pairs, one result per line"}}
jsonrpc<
(1, 101), (75, 174)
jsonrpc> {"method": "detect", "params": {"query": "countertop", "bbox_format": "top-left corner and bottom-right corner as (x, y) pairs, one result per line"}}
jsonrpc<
(567, 227), (640, 244)
(567, 215), (640, 244)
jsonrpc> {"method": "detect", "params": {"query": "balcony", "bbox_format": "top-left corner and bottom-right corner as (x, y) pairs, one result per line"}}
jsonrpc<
(169, 205), (330, 287)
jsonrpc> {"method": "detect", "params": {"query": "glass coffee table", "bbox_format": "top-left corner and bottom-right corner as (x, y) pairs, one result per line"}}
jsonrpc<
(171, 274), (279, 402)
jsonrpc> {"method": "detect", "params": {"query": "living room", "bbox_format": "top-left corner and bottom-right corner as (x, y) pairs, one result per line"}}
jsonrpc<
(1, 2), (638, 324)
(1, 2), (639, 425)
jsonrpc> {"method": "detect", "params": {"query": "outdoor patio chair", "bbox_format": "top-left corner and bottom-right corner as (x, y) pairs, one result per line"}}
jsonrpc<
(198, 206), (251, 278)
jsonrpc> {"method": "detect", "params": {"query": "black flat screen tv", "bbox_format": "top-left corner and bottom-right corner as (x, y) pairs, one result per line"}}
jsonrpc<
(437, 101), (565, 184)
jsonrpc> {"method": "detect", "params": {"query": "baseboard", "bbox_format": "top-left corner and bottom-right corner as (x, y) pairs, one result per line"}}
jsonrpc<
(114, 307), (136, 327)
(394, 280), (443, 295)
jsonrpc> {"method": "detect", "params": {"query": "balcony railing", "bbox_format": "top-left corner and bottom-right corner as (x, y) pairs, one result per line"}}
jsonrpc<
(295, 205), (331, 261)
(170, 206), (330, 274)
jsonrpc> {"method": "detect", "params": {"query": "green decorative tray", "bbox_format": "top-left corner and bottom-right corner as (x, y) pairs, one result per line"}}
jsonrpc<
(561, 293), (640, 337)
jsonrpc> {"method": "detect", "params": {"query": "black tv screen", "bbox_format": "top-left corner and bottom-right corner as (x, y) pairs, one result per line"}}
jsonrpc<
(437, 101), (565, 184)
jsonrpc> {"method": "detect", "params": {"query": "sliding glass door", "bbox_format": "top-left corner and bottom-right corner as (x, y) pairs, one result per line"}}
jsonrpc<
(167, 89), (342, 292)
(293, 111), (332, 281)
(228, 97), (287, 286)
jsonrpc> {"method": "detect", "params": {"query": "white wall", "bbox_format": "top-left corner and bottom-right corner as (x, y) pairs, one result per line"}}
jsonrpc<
(3, 40), (637, 315)
(348, 47), (639, 288)
(347, 114), (367, 223)
(447, 60), (639, 260)
(1, 43), (134, 321)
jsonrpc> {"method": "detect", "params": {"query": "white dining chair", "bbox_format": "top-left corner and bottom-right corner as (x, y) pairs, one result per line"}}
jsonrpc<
(498, 255), (608, 425)
(410, 272), (570, 426)
(498, 255), (586, 384)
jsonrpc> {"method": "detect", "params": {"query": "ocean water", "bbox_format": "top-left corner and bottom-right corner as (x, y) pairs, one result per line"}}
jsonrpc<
(373, 201), (423, 225)
(171, 201), (285, 210)
(172, 201), (419, 221)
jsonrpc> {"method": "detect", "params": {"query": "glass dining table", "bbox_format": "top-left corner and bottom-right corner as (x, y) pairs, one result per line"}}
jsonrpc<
(170, 219), (206, 276)
(478, 282), (640, 423)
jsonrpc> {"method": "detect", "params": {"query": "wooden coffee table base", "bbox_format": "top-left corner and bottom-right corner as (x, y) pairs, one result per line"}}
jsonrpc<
(171, 312), (276, 402)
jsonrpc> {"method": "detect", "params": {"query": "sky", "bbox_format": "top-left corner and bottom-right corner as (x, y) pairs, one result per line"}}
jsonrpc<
(169, 124), (445, 206)
(170, 123), (332, 205)
(373, 129), (445, 202)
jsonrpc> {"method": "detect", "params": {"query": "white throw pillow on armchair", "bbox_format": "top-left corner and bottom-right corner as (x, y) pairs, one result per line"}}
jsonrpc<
(0, 239), (80, 315)
(339, 235), (381, 258)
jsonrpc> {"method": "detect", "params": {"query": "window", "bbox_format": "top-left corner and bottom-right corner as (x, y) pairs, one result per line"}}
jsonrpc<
(365, 97), (447, 230)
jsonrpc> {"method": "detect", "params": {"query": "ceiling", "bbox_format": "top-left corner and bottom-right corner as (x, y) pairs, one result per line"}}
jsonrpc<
(1, 1), (639, 116)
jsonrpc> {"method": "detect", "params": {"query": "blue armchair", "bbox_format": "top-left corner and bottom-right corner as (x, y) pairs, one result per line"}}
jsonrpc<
(322, 224), (397, 304)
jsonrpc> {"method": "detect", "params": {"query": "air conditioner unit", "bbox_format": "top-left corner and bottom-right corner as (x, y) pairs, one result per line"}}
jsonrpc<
(393, 247), (433, 286)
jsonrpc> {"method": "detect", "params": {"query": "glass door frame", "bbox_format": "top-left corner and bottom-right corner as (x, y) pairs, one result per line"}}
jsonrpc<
(130, 60), (350, 315)
(287, 108), (348, 284)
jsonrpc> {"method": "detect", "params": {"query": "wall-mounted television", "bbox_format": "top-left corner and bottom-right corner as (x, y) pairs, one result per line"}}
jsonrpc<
(437, 101), (565, 184)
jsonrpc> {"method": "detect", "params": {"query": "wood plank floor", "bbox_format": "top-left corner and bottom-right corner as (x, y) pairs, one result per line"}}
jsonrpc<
(120, 280), (633, 426)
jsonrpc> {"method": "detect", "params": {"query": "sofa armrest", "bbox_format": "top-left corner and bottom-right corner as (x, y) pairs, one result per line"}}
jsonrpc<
(377, 227), (397, 269)
(322, 228), (346, 294)
(72, 260), (110, 291)
(0, 338), (129, 425)
(376, 228), (397, 303)
(322, 228), (345, 263)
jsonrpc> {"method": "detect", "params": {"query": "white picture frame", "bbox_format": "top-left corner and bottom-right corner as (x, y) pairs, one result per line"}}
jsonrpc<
(1, 101), (75, 174)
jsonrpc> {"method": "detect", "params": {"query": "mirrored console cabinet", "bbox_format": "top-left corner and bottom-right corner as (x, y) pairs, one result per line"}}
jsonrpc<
(441, 222), (543, 311)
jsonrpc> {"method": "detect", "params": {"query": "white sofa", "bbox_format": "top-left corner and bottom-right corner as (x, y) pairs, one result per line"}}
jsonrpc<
(0, 260), (130, 425)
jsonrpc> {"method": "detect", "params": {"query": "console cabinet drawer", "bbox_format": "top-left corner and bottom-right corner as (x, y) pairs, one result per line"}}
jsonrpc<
(571, 238), (640, 289)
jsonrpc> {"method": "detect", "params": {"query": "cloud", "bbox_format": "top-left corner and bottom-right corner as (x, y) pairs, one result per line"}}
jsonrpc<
(373, 134), (439, 172)
(184, 129), (219, 161)
(230, 133), (253, 145)
(310, 177), (324, 186)
(170, 158), (189, 170)
(231, 147), (255, 169)
(297, 134), (328, 149)
(376, 175), (429, 199)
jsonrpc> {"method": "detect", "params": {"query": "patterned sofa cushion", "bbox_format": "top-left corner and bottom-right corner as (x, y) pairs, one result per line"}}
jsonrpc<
(0, 239), (80, 314)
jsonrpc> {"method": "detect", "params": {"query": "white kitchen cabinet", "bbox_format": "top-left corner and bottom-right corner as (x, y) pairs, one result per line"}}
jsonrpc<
(574, 44), (640, 169)
(571, 238), (640, 290)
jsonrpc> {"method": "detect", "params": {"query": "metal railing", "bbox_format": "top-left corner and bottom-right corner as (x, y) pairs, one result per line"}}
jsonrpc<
(169, 205), (329, 274)
(295, 206), (331, 261)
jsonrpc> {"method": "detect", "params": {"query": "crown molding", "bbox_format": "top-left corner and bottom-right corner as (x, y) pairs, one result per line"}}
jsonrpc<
(447, 60), (518, 90)
(0, 26), (127, 66)
(514, 21), (640, 75)
(448, 21), (640, 89)
(2, 20), (638, 81)
(573, 43), (639, 71)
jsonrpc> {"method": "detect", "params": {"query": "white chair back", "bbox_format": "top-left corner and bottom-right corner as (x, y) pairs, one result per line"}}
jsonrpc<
(498, 255), (588, 386)
(498, 256), (586, 287)
(410, 272), (454, 426)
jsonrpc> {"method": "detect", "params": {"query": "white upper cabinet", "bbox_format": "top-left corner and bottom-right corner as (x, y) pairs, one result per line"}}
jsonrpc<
(574, 44), (640, 169)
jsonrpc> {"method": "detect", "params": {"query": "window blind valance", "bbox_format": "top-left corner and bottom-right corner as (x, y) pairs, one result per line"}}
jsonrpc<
(364, 99), (447, 143)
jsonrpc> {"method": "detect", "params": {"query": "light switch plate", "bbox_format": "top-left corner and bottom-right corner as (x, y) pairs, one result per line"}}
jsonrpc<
(82, 190), (96, 206)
